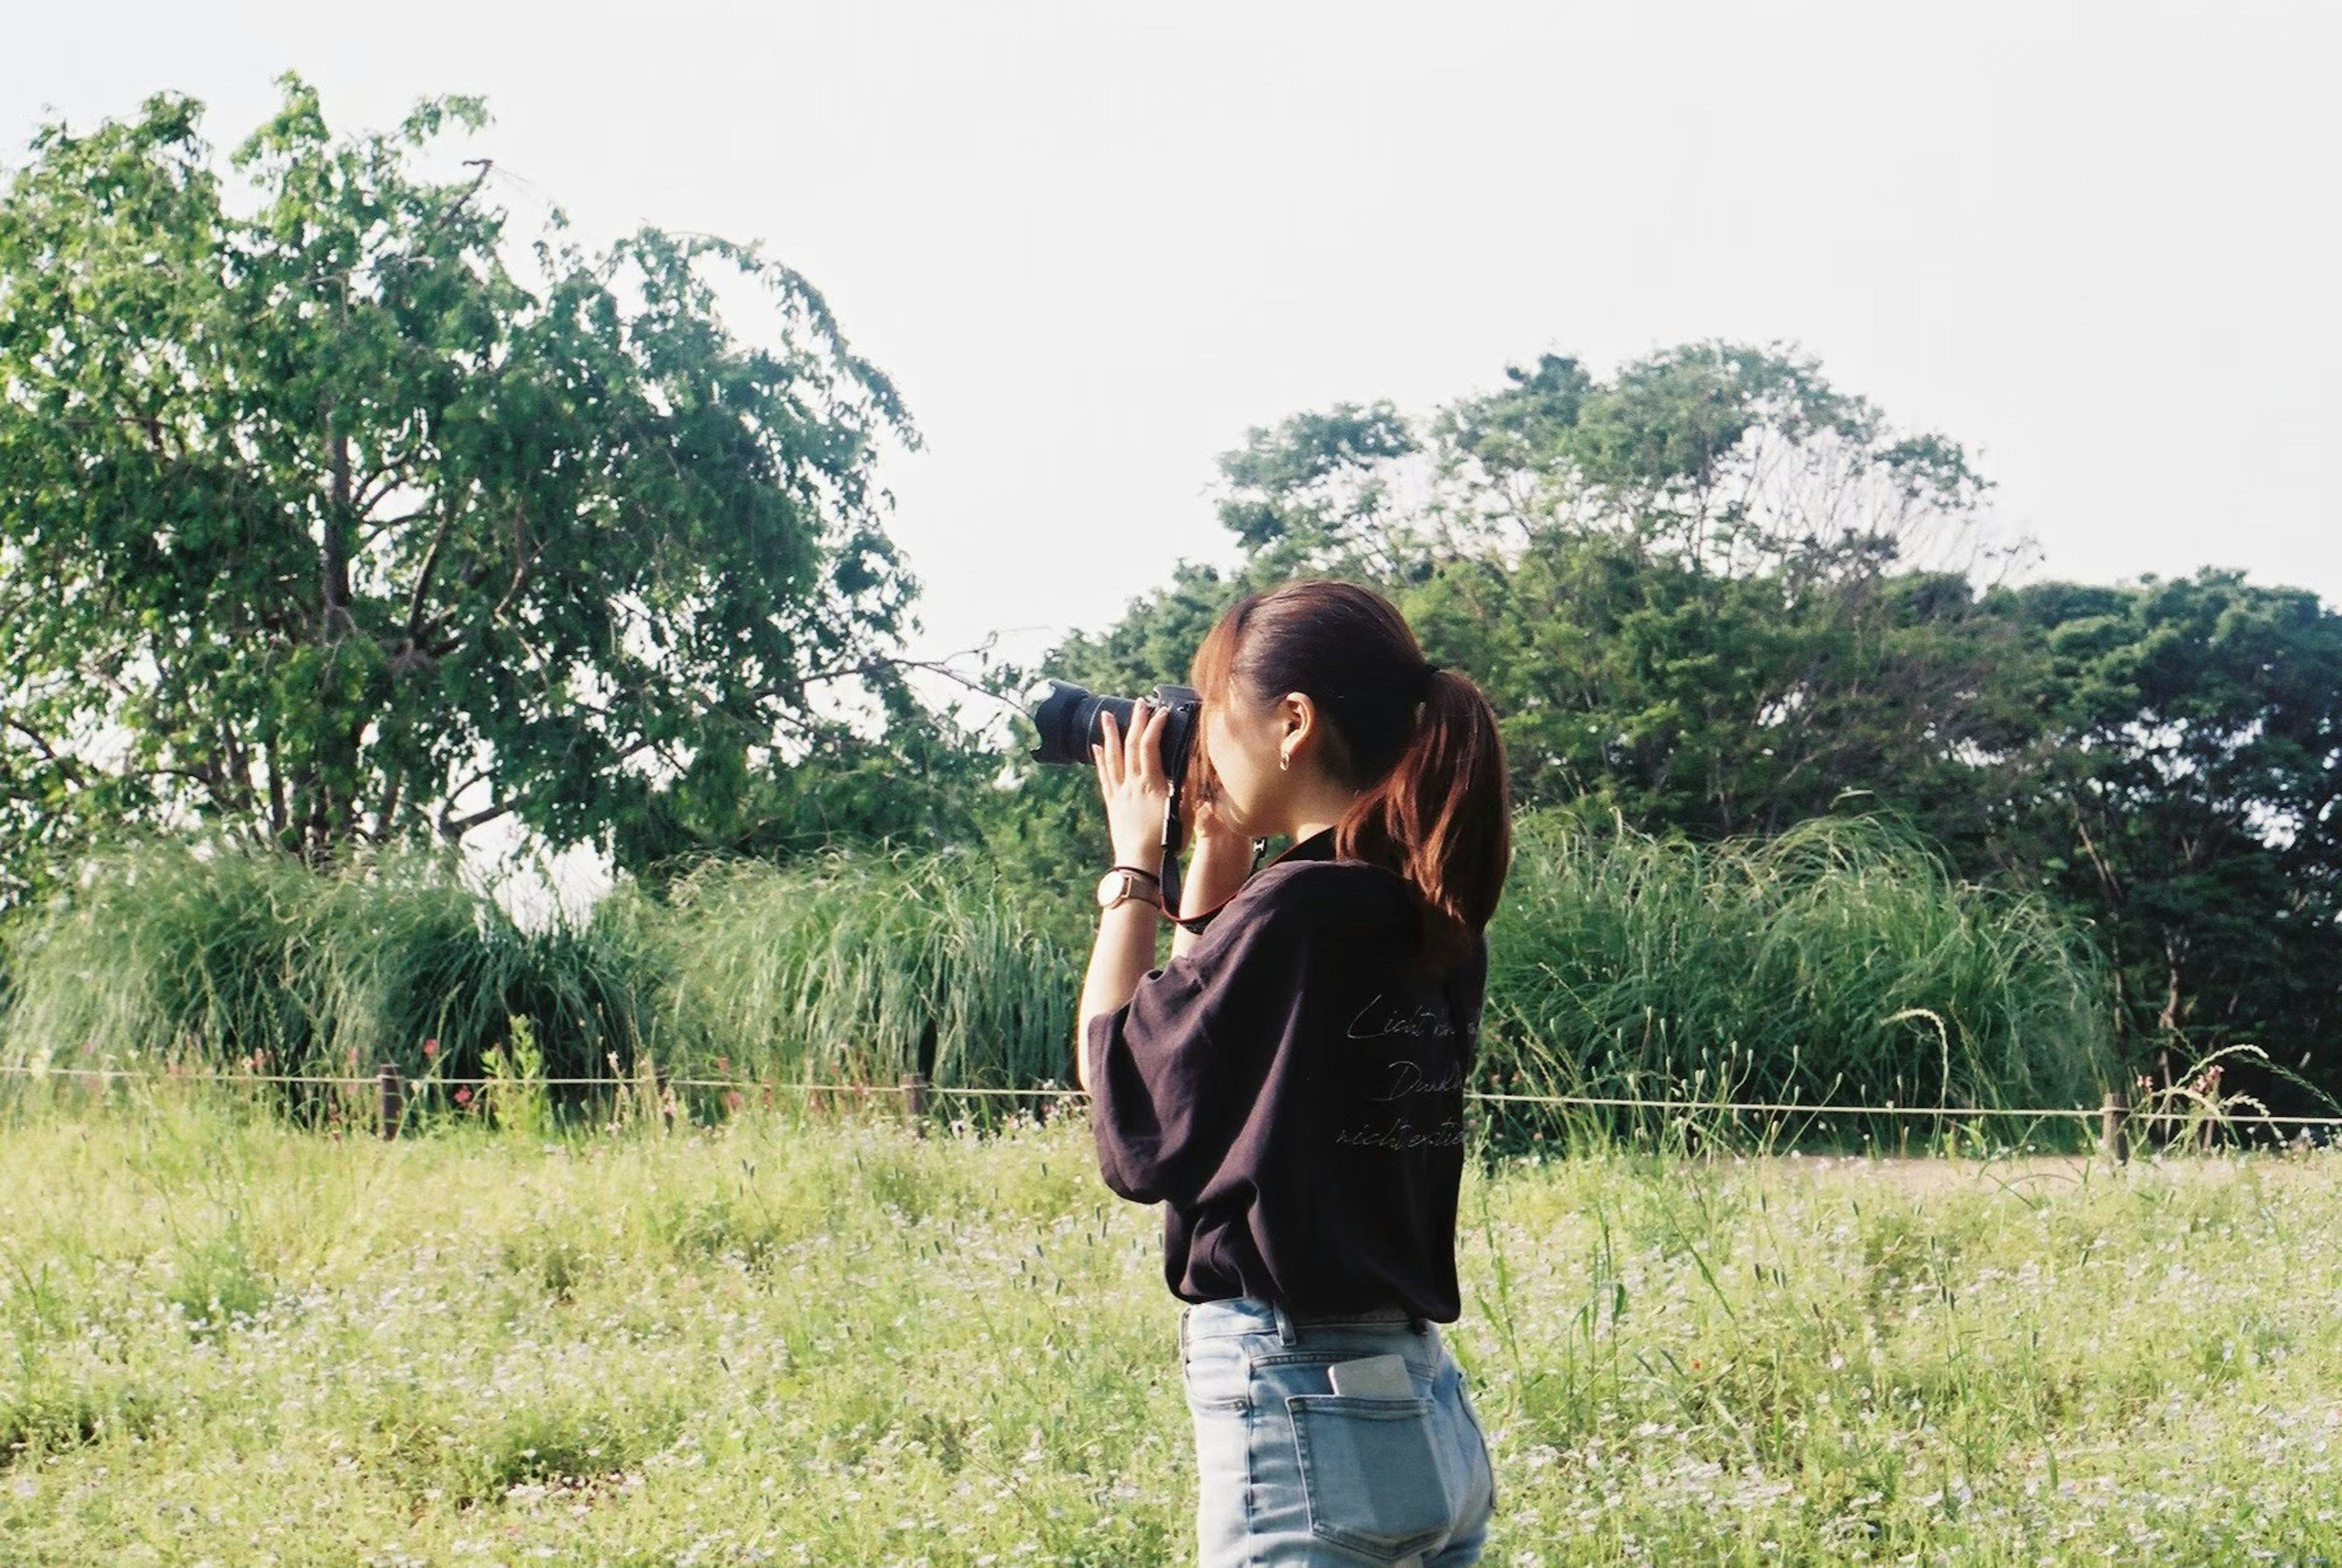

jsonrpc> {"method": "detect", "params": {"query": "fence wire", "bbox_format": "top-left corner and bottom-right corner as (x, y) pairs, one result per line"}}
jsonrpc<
(2, 1061), (2337, 1132)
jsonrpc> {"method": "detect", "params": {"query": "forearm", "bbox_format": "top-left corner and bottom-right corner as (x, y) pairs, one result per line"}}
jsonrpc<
(1170, 836), (1256, 963)
(1075, 900), (1162, 1096)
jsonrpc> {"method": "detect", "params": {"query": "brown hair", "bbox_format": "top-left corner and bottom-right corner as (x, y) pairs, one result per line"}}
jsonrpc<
(1188, 579), (1511, 973)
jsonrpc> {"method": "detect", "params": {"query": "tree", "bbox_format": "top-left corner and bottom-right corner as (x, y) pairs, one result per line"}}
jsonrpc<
(1064, 342), (2015, 839)
(1994, 573), (2342, 1072)
(0, 78), (922, 902)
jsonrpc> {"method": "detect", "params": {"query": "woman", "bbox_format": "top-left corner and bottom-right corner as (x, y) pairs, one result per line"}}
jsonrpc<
(1075, 579), (1511, 1567)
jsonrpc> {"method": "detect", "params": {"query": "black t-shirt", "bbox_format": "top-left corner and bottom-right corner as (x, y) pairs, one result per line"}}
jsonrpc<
(1085, 827), (1488, 1322)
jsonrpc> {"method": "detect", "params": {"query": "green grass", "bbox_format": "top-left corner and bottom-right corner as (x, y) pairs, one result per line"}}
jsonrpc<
(2, 1095), (2341, 1564)
(0, 839), (1079, 1115)
(0, 837), (659, 1102)
(610, 848), (1078, 1093)
(1482, 815), (2113, 1140)
(2, 818), (2112, 1146)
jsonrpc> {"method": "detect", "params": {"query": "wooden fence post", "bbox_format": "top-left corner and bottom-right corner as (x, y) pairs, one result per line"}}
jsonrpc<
(379, 1064), (403, 1141)
(2100, 1091), (2128, 1164)
(901, 1072), (928, 1134)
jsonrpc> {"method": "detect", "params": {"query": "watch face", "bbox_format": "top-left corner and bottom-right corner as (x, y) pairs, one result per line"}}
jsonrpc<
(1096, 870), (1153, 910)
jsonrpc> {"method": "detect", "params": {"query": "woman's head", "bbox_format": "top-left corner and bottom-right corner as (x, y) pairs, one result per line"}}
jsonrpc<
(1187, 579), (1511, 971)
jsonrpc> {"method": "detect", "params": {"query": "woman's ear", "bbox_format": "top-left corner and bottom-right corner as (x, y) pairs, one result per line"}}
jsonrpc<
(1280, 692), (1317, 762)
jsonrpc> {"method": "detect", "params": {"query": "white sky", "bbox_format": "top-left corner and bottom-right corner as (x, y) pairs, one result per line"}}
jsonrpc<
(7, 0), (2338, 728)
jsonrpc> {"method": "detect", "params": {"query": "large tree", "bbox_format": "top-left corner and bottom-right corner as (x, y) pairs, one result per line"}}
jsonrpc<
(0, 79), (927, 902)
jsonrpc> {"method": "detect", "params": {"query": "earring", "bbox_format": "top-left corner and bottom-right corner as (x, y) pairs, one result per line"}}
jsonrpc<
(1278, 752), (1290, 771)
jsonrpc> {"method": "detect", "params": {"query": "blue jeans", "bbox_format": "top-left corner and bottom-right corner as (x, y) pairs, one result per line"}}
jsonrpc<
(1180, 1297), (1497, 1566)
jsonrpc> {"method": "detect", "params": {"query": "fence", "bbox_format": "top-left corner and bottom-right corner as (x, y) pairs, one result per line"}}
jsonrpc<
(5, 1062), (2336, 1159)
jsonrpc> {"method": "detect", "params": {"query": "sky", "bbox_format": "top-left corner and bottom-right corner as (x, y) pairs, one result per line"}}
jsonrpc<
(2, 1), (2336, 909)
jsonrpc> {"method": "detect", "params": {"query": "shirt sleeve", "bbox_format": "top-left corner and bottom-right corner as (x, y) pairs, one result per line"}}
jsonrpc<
(1086, 872), (1312, 1206)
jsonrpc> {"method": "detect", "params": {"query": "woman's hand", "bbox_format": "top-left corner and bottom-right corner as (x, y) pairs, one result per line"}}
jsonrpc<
(1177, 772), (1255, 919)
(1094, 701), (1172, 873)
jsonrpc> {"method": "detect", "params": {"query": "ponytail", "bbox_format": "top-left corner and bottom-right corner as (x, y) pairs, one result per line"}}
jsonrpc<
(1336, 666), (1512, 974)
(1189, 579), (1513, 975)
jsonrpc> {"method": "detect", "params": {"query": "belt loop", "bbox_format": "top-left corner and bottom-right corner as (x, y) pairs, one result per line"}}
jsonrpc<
(1408, 1313), (1429, 1336)
(1271, 1300), (1299, 1347)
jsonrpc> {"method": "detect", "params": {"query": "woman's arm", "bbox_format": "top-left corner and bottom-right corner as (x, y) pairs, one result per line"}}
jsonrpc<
(1080, 830), (1253, 1090)
(1075, 700), (1174, 1096)
(1076, 895), (1161, 1097)
(1169, 831), (1255, 963)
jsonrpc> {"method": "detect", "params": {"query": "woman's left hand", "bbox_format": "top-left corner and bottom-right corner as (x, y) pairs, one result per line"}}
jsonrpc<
(1094, 701), (1172, 873)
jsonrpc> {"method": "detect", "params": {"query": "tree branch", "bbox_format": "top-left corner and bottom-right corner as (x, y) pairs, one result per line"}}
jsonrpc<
(403, 503), (457, 647)
(1, 715), (87, 784)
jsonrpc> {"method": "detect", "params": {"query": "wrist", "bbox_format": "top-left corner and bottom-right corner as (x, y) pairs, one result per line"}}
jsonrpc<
(1109, 844), (1166, 878)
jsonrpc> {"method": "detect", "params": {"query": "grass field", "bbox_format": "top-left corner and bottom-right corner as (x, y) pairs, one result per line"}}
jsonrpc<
(3, 1095), (2340, 1566)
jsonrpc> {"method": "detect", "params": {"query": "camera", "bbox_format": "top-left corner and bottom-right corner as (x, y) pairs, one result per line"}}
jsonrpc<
(1026, 678), (1206, 910)
(1027, 679), (1203, 778)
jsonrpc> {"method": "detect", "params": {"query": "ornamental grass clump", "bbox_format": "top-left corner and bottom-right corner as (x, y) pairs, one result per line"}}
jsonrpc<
(0, 838), (658, 1123)
(611, 847), (1077, 1099)
(1479, 812), (2114, 1144)
(1, 818), (2111, 1143)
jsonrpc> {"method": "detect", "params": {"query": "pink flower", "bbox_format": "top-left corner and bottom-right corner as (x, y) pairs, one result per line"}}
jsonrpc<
(422, 1039), (439, 1059)
(454, 1087), (473, 1107)
(725, 1091), (744, 1112)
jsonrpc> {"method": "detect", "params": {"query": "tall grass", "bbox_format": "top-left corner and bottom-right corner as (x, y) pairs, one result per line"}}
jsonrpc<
(0, 838), (656, 1119)
(1, 817), (2111, 1141)
(608, 848), (1077, 1093)
(1480, 812), (2115, 1144)
(0, 839), (1077, 1124)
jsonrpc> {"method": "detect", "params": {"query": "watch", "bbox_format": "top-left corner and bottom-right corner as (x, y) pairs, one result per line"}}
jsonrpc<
(1096, 867), (1164, 913)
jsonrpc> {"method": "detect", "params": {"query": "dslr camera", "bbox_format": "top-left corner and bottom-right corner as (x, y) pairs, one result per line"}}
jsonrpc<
(1026, 678), (1207, 910)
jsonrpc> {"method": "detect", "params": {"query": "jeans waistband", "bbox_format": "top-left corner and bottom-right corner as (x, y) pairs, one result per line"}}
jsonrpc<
(1181, 1295), (1433, 1348)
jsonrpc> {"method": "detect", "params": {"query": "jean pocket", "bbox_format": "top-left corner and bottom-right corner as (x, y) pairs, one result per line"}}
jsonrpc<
(1283, 1394), (1455, 1561)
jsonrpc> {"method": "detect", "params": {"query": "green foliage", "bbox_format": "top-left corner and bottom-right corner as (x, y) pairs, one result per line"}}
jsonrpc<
(610, 848), (1076, 1094)
(0, 77), (920, 897)
(2, 822), (2111, 1129)
(1436, 341), (1992, 565)
(1480, 812), (2113, 1139)
(1215, 400), (1419, 569)
(610, 700), (1005, 888)
(0, 836), (1078, 1116)
(1995, 571), (2342, 1065)
(0, 838), (656, 1111)
(484, 1013), (553, 1142)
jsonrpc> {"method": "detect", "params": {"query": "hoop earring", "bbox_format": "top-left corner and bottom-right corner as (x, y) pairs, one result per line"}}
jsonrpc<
(1278, 753), (1290, 771)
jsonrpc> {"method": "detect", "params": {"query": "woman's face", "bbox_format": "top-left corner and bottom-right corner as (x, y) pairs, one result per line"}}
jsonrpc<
(1198, 678), (1295, 839)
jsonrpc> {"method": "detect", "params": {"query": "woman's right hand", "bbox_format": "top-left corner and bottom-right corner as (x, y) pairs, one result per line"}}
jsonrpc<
(1178, 778), (1255, 920)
